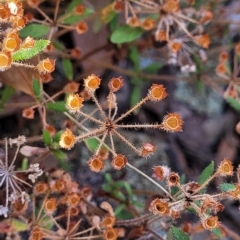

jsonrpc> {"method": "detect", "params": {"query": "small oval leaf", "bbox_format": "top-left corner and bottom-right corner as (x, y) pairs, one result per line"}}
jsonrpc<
(46, 102), (67, 112)
(110, 25), (144, 44)
(13, 40), (50, 61)
(62, 58), (73, 80)
(20, 24), (50, 38)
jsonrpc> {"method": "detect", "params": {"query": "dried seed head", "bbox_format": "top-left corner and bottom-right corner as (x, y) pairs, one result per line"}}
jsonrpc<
(80, 89), (91, 100)
(88, 155), (104, 172)
(229, 185), (240, 200)
(45, 43), (54, 52)
(148, 84), (167, 101)
(59, 129), (75, 150)
(0, 4), (10, 21)
(44, 198), (57, 215)
(81, 187), (92, 198)
(161, 113), (183, 132)
(127, 17), (141, 27)
(84, 74), (101, 92)
(219, 51), (229, 62)
(216, 63), (227, 75)
(201, 216), (220, 230)
(152, 166), (170, 180)
(149, 198), (170, 216)
(113, 1), (124, 11)
(167, 172), (180, 187)
(162, 0), (179, 13)
(66, 94), (84, 113)
(24, 12), (34, 22)
(40, 73), (53, 83)
(200, 10), (213, 24)
(45, 124), (56, 136)
(66, 193), (81, 207)
(21, 36), (35, 49)
(169, 41), (182, 53)
(30, 228), (43, 240)
(0, 51), (12, 71)
(184, 181), (200, 194)
(3, 32), (21, 52)
(22, 108), (35, 119)
(108, 77), (124, 92)
(195, 34), (210, 48)
(70, 48), (82, 58)
(64, 82), (80, 93)
(111, 154), (127, 170)
(34, 182), (49, 195)
(103, 228), (119, 240)
(52, 179), (66, 192)
(75, 21), (88, 34)
(37, 58), (55, 73)
(75, 4), (85, 15)
(140, 142), (157, 157)
(12, 16), (26, 30)
(170, 209), (180, 219)
(101, 215), (116, 228)
(155, 30), (167, 42)
(141, 18), (155, 31)
(217, 158), (234, 176)
(69, 206), (80, 216)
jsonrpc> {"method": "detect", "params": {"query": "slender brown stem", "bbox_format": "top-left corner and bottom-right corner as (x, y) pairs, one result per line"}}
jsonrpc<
(75, 127), (105, 142)
(114, 96), (149, 124)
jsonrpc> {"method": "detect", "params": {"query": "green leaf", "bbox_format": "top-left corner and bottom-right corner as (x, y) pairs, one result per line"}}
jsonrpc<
(101, 8), (116, 24)
(20, 158), (28, 171)
(62, 58), (73, 80)
(171, 226), (190, 240)
(20, 24), (50, 38)
(12, 39), (50, 61)
(11, 219), (29, 232)
(226, 97), (240, 112)
(33, 78), (42, 100)
(144, 63), (161, 73)
(110, 25), (144, 44)
(129, 45), (140, 71)
(130, 85), (141, 107)
(52, 41), (65, 51)
(114, 203), (126, 216)
(46, 101), (67, 112)
(110, 14), (118, 32)
(85, 138), (100, 152)
(43, 130), (52, 146)
(124, 182), (133, 200)
(52, 149), (67, 161)
(198, 161), (214, 185)
(1, 86), (14, 104)
(53, 131), (63, 143)
(62, 8), (93, 25)
(212, 228), (222, 238)
(220, 183), (236, 192)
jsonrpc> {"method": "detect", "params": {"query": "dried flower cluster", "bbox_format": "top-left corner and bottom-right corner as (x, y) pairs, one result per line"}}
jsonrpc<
(0, 137), (42, 217)
(215, 43), (240, 100)
(149, 158), (240, 231)
(0, 0), (55, 72)
(19, 170), (123, 240)
(113, 0), (212, 71)
(59, 74), (183, 172)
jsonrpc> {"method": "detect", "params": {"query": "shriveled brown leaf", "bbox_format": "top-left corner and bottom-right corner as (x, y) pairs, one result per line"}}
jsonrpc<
(0, 57), (39, 96)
